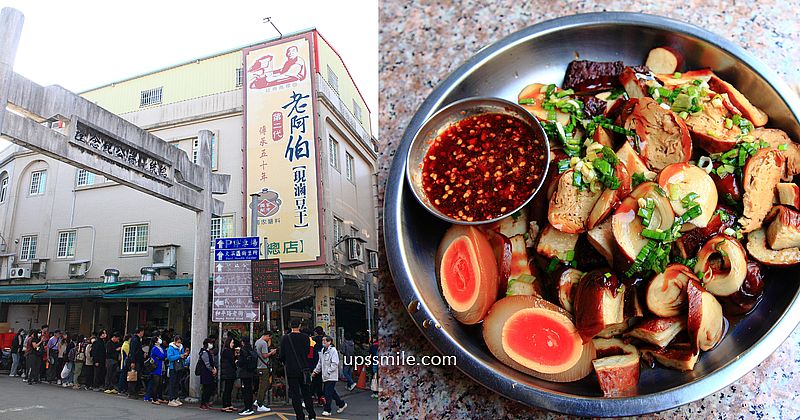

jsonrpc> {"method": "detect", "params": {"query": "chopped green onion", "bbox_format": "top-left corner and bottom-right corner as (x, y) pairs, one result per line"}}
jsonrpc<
(642, 228), (667, 240)
(681, 192), (700, 207)
(632, 172), (647, 188)
(779, 143), (788, 151)
(564, 250), (575, 261)
(673, 71), (682, 78)
(545, 257), (560, 274)
(518, 98), (535, 105)
(557, 159), (571, 173)
(555, 88), (574, 98)
(725, 118), (733, 129)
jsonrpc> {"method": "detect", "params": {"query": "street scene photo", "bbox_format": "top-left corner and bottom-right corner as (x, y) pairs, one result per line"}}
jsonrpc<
(0, 2), (378, 419)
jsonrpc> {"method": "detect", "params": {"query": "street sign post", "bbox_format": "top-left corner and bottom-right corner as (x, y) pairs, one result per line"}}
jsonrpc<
(212, 237), (261, 323)
(212, 261), (260, 322)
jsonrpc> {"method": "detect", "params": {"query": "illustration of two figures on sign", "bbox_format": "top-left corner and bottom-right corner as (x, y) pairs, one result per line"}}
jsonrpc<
(248, 45), (307, 89)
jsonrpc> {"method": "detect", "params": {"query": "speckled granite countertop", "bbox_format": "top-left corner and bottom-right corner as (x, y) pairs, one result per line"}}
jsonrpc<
(377, 1), (800, 418)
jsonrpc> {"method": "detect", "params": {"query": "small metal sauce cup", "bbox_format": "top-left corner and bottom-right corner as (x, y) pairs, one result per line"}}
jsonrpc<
(405, 97), (550, 225)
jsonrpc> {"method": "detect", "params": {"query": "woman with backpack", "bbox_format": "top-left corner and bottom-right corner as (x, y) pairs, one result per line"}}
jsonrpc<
(236, 336), (258, 416)
(220, 336), (238, 413)
(197, 338), (217, 410)
(144, 334), (167, 404)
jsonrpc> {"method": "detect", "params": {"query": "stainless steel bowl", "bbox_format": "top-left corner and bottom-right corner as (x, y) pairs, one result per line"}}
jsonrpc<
(384, 12), (800, 417)
(405, 97), (550, 225)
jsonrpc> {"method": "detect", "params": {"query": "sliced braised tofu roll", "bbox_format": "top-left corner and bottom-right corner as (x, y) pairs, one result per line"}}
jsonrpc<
(535, 223), (580, 260)
(616, 141), (650, 177)
(592, 338), (640, 398)
(658, 163), (718, 228)
(707, 75), (768, 127)
(641, 343), (699, 371)
(695, 235), (748, 297)
(587, 218), (615, 265)
(753, 128), (800, 180)
(627, 317), (686, 348)
(620, 97), (692, 171)
(687, 279), (725, 352)
(612, 182), (674, 268)
(548, 169), (602, 233)
(682, 92), (743, 153)
(776, 183), (800, 209)
(646, 263), (698, 317)
(747, 227), (800, 267)
(740, 149), (785, 233)
(765, 206), (800, 250)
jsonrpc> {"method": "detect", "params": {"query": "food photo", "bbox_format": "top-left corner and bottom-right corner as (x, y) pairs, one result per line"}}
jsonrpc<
(379, 2), (800, 418)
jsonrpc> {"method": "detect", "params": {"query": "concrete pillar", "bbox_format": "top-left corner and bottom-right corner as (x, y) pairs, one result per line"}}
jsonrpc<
(189, 130), (213, 399)
(314, 284), (336, 342)
(0, 8), (24, 132)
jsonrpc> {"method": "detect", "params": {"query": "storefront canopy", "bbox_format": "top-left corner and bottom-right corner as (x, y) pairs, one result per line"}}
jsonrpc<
(0, 293), (33, 303)
(0, 280), (142, 301)
(103, 279), (193, 300)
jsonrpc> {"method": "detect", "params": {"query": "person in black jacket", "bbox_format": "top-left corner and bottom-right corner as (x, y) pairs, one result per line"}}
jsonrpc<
(91, 330), (107, 391)
(220, 336), (238, 412)
(280, 319), (316, 420)
(127, 327), (145, 398)
(236, 336), (258, 416)
(9, 328), (24, 377)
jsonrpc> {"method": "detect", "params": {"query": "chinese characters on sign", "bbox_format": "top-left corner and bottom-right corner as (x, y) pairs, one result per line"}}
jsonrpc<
(245, 34), (322, 264)
(212, 237), (261, 323)
(71, 120), (171, 182)
(251, 259), (281, 302)
(211, 261), (260, 323)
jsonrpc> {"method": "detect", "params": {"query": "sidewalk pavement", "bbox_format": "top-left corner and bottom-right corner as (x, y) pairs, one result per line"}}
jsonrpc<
(0, 375), (376, 419)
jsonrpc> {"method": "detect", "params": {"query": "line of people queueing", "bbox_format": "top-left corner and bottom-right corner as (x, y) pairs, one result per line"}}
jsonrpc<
(7, 319), (354, 419)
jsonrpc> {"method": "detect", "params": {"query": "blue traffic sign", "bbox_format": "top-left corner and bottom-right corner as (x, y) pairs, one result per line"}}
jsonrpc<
(215, 237), (260, 250)
(215, 248), (260, 261)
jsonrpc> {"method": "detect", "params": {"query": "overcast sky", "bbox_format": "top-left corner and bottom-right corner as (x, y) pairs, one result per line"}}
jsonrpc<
(0, 0), (378, 133)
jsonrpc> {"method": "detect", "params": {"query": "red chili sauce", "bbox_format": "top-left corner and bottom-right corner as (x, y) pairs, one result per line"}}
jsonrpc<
(422, 113), (545, 222)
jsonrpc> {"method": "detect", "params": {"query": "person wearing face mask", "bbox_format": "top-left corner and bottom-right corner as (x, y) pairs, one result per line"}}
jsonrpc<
(312, 336), (347, 416)
(197, 337), (217, 410)
(146, 334), (167, 404)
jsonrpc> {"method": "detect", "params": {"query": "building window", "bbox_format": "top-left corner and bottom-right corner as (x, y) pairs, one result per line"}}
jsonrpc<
(328, 136), (340, 171)
(333, 217), (344, 244)
(76, 169), (96, 186)
(192, 135), (217, 168)
(57, 230), (76, 259)
(353, 100), (363, 122)
(19, 235), (37, 261)
(345, 152), (355, 182)
(351, 226), (359, 239)
(122, 224), (149, 254)
(139, 87), (163, 108)
(327, 65), (339, 92)
(0, 175), (8, 203)
(29, 170), (46, 195)
(235, 67), (244, 87)
(211, 216), (234, 240)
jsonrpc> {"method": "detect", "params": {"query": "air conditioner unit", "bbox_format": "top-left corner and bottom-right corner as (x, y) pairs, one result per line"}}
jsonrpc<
(345, 237), (364, 266)
(10, 267), (31, 279)
(151, 244), (179, 272)
(31, 259), (47, 275)
(368, 250), (379, 271)
(68, 261), (89, 278)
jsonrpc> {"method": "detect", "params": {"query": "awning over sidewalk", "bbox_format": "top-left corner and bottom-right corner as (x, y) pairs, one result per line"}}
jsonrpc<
(103, 279), (193, 300)
(0, 293), (34, 303)
(0, 280), (139, 301)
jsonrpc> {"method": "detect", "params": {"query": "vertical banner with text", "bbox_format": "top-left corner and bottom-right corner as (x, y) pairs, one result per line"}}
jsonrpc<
(244, 33), (323, 266)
